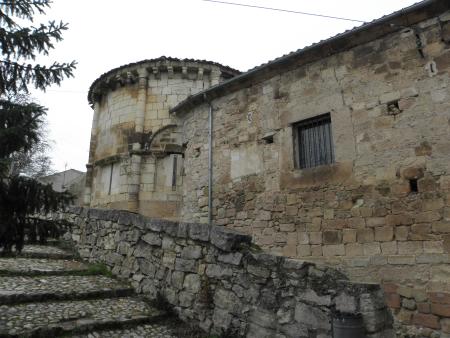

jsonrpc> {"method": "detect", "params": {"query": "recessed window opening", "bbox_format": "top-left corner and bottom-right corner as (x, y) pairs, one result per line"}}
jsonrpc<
(294, 113), (334, 169)
(409, 179), (418, 193)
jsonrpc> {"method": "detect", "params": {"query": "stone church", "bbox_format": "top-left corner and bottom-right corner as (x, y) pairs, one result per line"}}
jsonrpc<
(84, 0), (450, 333)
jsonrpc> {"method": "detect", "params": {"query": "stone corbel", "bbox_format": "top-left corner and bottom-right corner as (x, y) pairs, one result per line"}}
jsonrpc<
(152, 67), (160, 80)
(197, 67), (204, 80)
(125, 71), (137, 84)
(210, 68), (221, 86)
(105, 78), (115, 91)
(182, 66), (188, 79)
(91, 91), (102, 104)
(94, 79), (112, 98)
(167, 66), (174, 79)
(136, 68), (148, 81)
(115, 74), (125, 87)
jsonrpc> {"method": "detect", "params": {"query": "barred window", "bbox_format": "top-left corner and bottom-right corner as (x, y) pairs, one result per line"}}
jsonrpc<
(294, 113), (334, 169)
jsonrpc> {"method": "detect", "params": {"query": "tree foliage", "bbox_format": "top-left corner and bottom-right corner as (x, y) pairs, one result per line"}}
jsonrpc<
(0, 175), (72, 252)
(6, 92), (55, 178)
(9, 120), (55, 178)
(0, 0), (76, 93)
(0, 0), (76, 253)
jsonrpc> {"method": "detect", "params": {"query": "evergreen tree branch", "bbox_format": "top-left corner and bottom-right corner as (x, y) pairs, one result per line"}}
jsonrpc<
(0, 21), (68, 60)
(0, 8), (18, 29)
(0, 0), (50, 22)
(0, 59), (76, 93)
(0, 99), (46, 159)
(0, 175), (73, 252)
(9, 115), (54, 178)
(0, 0), (75, 253)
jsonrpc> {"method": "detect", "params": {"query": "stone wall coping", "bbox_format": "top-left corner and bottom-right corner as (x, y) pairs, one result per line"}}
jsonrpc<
(65, 207), (384, 295)
(68, 207), (252, 253)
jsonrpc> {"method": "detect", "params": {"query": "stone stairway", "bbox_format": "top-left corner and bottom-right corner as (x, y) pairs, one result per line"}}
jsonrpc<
(0, 245), (195, 337)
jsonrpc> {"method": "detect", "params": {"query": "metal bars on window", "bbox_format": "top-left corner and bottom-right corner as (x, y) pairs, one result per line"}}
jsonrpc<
(295, 113), (334, 169)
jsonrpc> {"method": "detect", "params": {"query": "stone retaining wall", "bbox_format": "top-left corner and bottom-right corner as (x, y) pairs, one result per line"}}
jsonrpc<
(58, 207), (393, 337)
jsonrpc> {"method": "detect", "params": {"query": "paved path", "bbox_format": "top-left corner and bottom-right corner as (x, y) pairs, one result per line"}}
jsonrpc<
(0, 245), (200, 337)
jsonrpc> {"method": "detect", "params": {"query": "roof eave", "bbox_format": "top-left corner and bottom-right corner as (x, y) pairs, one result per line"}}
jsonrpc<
(87, 56), (242, 106)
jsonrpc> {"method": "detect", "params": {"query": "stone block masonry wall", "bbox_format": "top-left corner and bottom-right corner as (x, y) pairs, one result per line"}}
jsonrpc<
(177, 9), (450, 336)
(60, 207), (393, 337)
(178, 11), (450, 262)
(382, 283), (450, 337)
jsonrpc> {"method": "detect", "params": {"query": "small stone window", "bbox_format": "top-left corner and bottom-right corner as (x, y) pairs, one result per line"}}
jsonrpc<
(293, 113), (335, 169)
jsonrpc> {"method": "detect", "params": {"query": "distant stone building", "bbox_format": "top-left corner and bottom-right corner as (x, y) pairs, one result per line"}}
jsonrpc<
(85, 1), (450, 334)
(39, 169), (85, 205)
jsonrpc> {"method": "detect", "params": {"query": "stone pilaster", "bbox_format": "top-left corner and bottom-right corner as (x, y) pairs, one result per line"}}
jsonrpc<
(134, 69), (148, 134)
(84, 102), (100, 206)
(127, 69), (148, 212)
(83, 164), (93, 206)
(127, 154), (142, 212)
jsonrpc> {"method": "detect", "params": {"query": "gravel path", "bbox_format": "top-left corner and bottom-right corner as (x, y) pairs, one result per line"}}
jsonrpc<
(21, 244), (73, 256)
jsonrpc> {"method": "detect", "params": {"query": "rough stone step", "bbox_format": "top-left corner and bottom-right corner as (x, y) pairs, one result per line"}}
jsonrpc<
(72, 319), (209, 338)
(0, 258), (88, 276)
(0, 275), (134, 305)
(72, 322), (178, 338)
(0, 296), (165, 337)
(16, 244), (75, 259)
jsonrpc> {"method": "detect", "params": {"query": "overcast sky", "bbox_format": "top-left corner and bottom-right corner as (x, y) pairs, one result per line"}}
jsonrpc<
(32, 0), (419, 172)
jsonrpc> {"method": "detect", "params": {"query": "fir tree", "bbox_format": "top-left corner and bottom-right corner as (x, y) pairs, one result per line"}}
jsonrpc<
(0, 0), (76, 253)
(8, 93), (55, 178)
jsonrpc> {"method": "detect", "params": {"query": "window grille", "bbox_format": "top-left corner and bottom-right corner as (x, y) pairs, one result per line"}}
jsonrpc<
(294, 113), (334, 169)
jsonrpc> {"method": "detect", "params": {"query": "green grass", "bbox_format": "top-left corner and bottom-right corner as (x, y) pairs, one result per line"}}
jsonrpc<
(79, 262), (113, 277)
